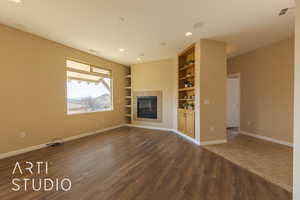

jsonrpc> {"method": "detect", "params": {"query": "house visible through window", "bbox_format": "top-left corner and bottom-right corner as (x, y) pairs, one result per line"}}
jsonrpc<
(66, 59), (112, 114)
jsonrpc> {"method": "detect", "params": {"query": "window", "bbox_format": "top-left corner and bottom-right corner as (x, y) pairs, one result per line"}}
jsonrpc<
(66, 59), (112, 114)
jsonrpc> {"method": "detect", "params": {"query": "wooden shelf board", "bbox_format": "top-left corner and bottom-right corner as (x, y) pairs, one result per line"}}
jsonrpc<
(178, 87), (195, 92)
(125, 105), (132, 107)
(179, 75), (194, 80)
(125, 114), (132, 117)
(125, 96), (132, 99)
(125, 75), (131, 78)
(179, 64), (194, 71)
(125, 87), (132, 89)
(178, 108), (195, 112)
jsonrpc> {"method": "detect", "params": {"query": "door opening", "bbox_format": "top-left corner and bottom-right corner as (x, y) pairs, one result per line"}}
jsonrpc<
(226, 73), (240, 134)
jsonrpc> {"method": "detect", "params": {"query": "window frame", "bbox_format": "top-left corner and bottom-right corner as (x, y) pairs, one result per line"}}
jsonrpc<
(65, 58), (113, 115)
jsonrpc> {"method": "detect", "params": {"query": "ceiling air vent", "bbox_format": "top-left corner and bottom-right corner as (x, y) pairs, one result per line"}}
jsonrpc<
(279, 7), (295, 16)
(279, 8), (289, 16)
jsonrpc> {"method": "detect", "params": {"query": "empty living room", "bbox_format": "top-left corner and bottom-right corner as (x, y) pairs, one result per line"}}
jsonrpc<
(1, 0), (300, 200)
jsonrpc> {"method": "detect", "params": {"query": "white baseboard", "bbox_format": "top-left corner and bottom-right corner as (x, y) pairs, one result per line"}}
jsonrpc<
(172, 130), (200, 145)
(200, 139), (227, 146)
(126, 124), (229, 146)
(240, 131), (293, 147)
(125, 124), (200, 145)
(125, 124), (174, 132)
(0, 143), (47, 160)
(63, 124), (125, 142)
(0, 124), (125, 160)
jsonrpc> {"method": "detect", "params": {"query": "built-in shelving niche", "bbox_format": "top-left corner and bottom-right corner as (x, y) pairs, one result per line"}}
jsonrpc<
(177, 44), (196, 139)
(125, 67), (132, 124)
(178, 44), (195, 111)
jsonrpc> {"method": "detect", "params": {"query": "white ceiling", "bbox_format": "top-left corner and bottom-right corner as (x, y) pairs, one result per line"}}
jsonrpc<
(0, 0), (295, 65)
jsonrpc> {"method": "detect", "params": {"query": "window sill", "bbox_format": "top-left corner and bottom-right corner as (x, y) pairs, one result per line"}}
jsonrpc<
(67, 109), (113, 116)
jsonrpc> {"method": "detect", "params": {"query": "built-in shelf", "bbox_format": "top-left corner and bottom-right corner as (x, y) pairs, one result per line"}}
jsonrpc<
(125, 67), (132, 124)
(177, 44), (195, 139)
(178, 87), (195, 92)
(179, 64), (194, 71)
(179, 75), (194, 80)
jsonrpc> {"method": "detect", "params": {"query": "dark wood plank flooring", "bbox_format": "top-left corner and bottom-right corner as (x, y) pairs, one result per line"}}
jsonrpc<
(0, 127), (292, 200)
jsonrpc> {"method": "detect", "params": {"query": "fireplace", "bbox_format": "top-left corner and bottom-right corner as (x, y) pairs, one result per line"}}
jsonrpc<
(133, 91), (162, 122)
(137, 96), (157, 119)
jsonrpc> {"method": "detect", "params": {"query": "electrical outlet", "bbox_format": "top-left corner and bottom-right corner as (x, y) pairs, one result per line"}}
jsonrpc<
(19, 132), (26, 138)
(209, 126), (215, 132)
(204, 99), (210, 105)
(247, 121), (251, 126)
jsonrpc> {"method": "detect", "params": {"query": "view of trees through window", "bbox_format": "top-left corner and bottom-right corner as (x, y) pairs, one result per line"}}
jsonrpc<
(67, 78), (112, 114)
(66, 60), (112, 114)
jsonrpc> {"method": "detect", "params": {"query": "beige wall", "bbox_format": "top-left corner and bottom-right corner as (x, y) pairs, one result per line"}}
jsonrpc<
(198, 39), (227, 142)
(228, 38), (294, 143)
(0, 24), (126, 154)
(294, 1), (300, 198)
(131, 58), (177, 129)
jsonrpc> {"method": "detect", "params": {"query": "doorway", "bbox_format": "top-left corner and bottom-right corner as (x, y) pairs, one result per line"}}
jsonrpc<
(226, 73), (240, 133)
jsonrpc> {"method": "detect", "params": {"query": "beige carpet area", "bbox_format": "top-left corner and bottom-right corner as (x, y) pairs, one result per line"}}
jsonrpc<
(203, 131), (293, 192)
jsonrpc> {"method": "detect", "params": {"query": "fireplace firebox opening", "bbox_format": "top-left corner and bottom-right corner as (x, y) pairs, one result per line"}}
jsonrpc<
(137, 96), (157, 119)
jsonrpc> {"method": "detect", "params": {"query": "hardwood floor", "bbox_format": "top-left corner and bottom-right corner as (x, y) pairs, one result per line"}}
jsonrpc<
(0, 127), (292, 200)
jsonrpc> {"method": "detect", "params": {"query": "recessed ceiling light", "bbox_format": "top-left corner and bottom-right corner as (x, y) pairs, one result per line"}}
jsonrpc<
(137, 57), (141, 61)
(185, 32), (193, 37)
(119, 48), (125, 52)
(11, 0), (21, 3)
(160, 42), (167, 46)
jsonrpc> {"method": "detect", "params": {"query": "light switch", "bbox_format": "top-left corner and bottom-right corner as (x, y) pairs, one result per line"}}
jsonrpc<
(19, 132), (26, 138)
